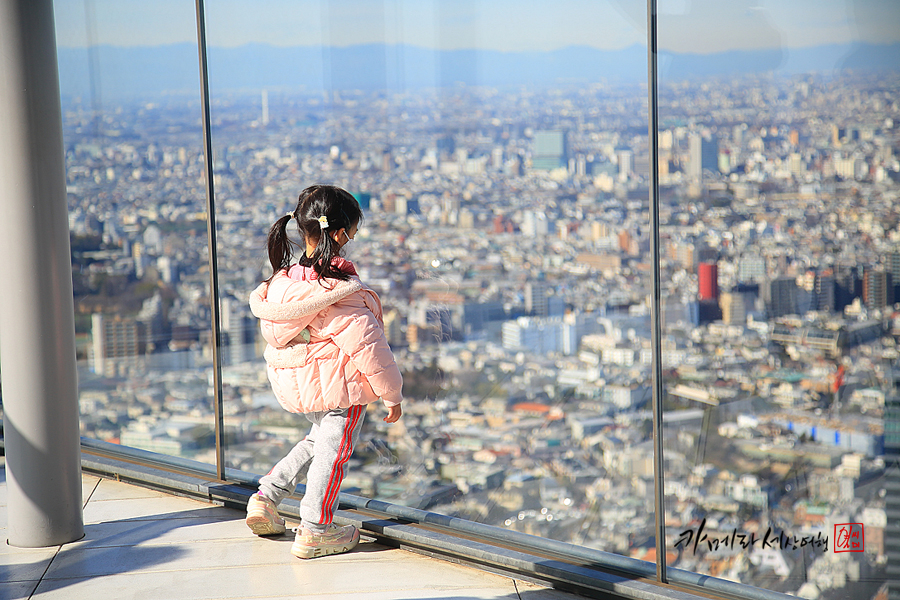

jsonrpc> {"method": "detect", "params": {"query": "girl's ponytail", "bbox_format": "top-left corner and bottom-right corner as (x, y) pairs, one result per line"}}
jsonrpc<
(265, 213), (296, 281)
(308, 220), (342, 280)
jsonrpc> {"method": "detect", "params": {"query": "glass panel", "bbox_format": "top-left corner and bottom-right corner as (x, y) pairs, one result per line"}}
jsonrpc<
(206, 0), (657, 560)
(55, 1), (218, 464)
(657, 3), (897, 598)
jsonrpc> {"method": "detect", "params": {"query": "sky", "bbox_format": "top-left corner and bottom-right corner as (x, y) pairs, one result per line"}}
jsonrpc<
(53, 0), (900, 54)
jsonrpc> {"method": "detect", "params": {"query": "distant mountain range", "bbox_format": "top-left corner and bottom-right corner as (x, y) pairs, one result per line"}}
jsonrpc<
(56, 42), (900, 102)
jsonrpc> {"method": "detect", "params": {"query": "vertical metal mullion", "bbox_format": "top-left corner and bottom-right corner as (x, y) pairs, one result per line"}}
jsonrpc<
(647, 0), (667, 584)
(194, 0), (226, 481)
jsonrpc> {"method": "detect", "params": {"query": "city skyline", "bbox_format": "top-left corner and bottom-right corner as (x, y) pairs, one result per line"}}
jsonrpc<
(52, 38), (899, 597)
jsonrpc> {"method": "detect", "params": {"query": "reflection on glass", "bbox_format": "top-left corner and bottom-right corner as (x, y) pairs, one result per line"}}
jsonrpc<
(206, 1), (655, 558)
(57, 2), (216, 463)
(658, 3), (898, 599)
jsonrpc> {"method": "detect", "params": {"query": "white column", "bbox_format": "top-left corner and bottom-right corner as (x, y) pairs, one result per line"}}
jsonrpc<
(0, 0), (84, 547)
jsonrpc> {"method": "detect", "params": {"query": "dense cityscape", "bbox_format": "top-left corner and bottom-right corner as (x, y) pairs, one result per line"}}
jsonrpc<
(58, 71), (899, 599)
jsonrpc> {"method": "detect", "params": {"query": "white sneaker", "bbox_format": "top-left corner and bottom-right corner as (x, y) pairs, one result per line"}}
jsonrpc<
(291, 523), (360, 559)
(245, 493), (286, 536)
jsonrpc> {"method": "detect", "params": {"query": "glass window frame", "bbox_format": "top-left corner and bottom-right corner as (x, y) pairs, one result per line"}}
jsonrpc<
(55, 2), (889, 599)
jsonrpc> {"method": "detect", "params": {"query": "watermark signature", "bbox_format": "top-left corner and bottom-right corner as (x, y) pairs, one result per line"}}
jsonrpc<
(674, 518), (829, 554)
(834, 523), (864, 553)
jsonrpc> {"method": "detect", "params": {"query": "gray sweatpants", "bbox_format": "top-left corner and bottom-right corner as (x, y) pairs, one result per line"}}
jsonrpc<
(258, 404), (366, 533)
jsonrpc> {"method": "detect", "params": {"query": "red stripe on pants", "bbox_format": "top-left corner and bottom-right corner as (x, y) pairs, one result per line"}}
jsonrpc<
(321, 405), (362, 524)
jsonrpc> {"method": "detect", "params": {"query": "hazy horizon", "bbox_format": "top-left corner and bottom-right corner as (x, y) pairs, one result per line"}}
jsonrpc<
(53, 38), (900, 55)
(53, 0), (900, 54)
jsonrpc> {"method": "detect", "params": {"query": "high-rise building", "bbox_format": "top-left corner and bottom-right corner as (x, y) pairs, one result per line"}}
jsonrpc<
(717, 149), (732, 174)
(720, 291), (748, 325)
(732, 124), (745, 146)
(669, 242), (696, 271)
(501, 316), (570, 354)
(91, 313), (147, 377)
(727, 282), (761, 325)
(383, 308), (405, 348)
(221, 296), (254, 365)
(698, 262), (718, 301)
(812, 271), (836, 313)
(617, 149), (633, 181)
(764, 276), (798, 318)
(863, 268), (894, 311)
(788, 152), (804, 176)
(738, 254), (767, 283)
(886, 371), (900, 600)
(890, 250), (900, 301)
(462, 301), (505, 337)
(618, 230), (632, 253)
(532, 130), (567, 171)
(522, 210), (551, 237)
(526, 281), (550, 317)
(157, 255), (178, 285)
(688, 133), (718, 180)
(132, 241), (147, 279)
(690, 300), (721, 325)
(834, 266), (863, 310)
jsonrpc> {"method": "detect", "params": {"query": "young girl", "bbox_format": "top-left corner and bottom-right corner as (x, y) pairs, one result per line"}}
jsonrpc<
(246, 184), (403, 559)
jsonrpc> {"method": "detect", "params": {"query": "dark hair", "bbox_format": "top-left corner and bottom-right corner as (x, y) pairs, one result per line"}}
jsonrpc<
(266, 184), (363, 283)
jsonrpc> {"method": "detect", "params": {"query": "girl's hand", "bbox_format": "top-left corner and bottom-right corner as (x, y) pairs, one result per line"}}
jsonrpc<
(384, 404), (402, 423)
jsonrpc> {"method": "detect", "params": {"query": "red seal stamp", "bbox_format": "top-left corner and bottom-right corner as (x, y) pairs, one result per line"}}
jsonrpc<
(834, 523), (864, 553)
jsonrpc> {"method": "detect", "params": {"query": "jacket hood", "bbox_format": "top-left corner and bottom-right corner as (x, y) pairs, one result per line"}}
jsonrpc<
(249, 271), (363, 331)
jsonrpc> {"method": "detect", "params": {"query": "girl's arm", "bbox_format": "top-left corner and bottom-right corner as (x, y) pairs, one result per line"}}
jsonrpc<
(324, 300), (404, 407)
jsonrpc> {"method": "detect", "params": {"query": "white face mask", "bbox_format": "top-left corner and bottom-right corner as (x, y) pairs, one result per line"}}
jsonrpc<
(342, 230), (352, 245)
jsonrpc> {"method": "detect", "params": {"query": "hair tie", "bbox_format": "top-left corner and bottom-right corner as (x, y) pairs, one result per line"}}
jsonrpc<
(317, 215), (329, 229)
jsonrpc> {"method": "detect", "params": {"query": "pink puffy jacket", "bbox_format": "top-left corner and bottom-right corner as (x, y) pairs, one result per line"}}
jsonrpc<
(248, 264), (403, 414)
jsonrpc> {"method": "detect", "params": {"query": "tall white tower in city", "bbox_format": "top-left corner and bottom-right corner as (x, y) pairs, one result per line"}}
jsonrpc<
(688, 133), (717, 180)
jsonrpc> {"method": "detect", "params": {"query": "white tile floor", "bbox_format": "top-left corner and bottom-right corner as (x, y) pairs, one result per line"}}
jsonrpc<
(0, 457), (584, 600)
